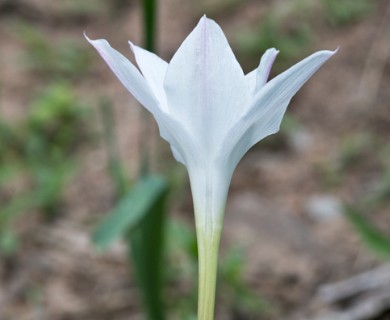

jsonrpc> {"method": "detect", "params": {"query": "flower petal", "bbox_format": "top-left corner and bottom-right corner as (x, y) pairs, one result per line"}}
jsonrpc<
(129, 41), (169, 112)
(157, 115), (200, 166)
(164, 16), (250, 154)
(86, 34), (197, 167)
(246, 48), (279, 94)
(245, 69), (257, 92)
(171, 145), (185, 164)
(85, 34), (160, 115)
(221, 49), (337, 168)
(255, 48), (279, 89)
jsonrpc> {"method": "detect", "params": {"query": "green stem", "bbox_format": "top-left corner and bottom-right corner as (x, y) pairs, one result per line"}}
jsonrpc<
(139, 0), (156, 176)
(143, 0), (156, 52)
(196, 226), (221, 320)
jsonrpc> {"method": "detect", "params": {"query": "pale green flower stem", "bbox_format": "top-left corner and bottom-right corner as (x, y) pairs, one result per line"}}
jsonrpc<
(196, 225), (222, 320)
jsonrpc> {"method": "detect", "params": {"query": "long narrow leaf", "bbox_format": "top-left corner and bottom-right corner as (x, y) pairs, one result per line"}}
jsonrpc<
(128, 182), (167, 320)
(344, 205), (390, 260)
(93, 175), (167, 250)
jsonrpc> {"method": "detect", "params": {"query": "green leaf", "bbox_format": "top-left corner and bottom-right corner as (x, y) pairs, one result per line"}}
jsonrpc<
(33, 162), (75, 217)
(0, 230), (19, 256)
(128, 180), (168, 320)
(93, 175), (167, 250)
(0, 192), (39, 227)
(344, 205), (390, 260)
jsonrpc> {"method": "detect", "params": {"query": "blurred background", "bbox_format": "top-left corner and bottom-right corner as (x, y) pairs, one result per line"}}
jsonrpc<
(1, 0), (390, 319)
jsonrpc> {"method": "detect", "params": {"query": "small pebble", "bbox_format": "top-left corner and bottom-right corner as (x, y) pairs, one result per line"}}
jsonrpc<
(305, 195), (343, 222)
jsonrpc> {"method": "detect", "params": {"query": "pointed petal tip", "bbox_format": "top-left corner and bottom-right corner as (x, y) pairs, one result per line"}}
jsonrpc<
(322, 47), (339, 56)
(128, 40), (135, 53)
(84, 32), (104, 44)
(199, 14), (216, 25)
(308, 47), (338, 62)
(192, 15), (223, 41)
(84, 33), (110, 49)
(267, 47), (280, 56)
(83, 31), (91, 42)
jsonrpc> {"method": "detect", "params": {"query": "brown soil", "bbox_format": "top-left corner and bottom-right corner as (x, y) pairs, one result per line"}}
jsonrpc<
(1, 0), (390, 319)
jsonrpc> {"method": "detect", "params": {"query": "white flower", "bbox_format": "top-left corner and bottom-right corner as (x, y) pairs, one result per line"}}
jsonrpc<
(86, 16), (336, 319)
(86, 16), (335, 229)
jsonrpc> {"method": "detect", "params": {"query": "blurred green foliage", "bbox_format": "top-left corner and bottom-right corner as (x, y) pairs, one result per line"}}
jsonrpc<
(235, 0), (376, 72)
(323, 0), (373, 26)
(334, 133), (390, 263)
(28, 84), (88, 157)
(236, 16), (312, 70)
(93, 175), (168, 251)
(15, 23), (91, 78)
(318, 133), (378, 188)
(234, 1), (316, 71)
(0, 83), (89, 254)
(62, 0), (106, 18)
(363, 169), (390, 208)
(197, 0), (243, 17)
(128, 179), (168, 320)
(219, 247), (269, 318)
(337, 134), (374, 169)
(344, 206), (390, 260)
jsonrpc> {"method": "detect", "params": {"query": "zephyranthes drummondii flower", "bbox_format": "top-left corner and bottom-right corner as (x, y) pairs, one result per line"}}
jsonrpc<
(86, 16), (336, 320)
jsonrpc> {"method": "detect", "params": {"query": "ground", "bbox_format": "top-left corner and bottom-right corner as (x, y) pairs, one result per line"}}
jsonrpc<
(0, 0), (390, 319)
